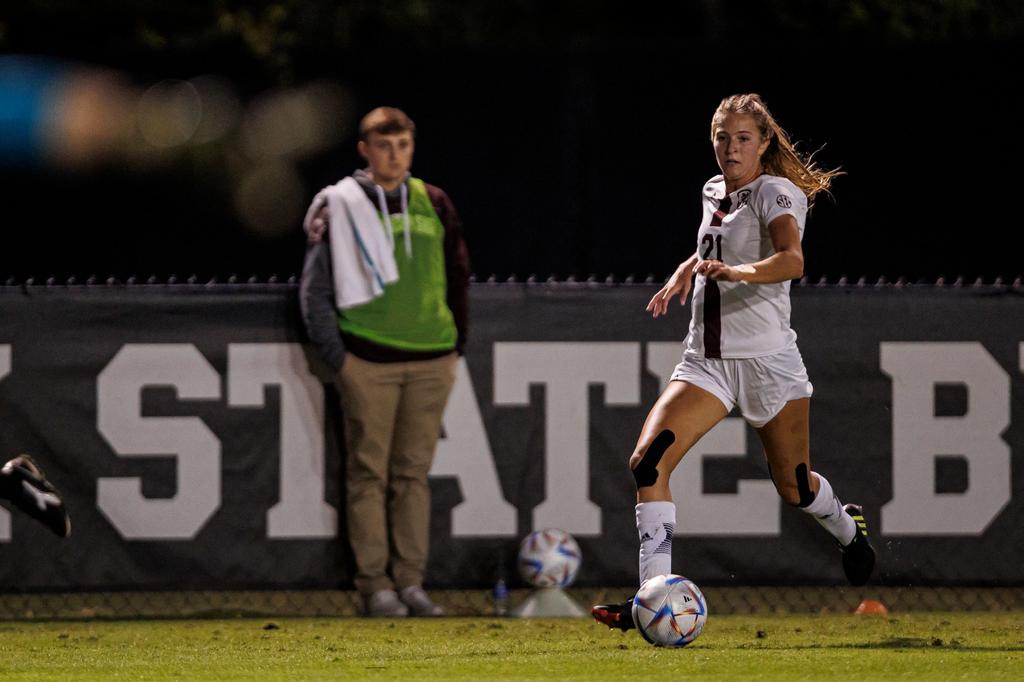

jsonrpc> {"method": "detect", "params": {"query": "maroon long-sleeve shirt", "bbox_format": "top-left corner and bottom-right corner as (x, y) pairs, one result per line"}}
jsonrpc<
(299, 172), (470, 370)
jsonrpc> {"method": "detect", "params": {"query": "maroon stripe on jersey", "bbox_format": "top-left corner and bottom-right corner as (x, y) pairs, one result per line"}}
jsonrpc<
(704, 194), (732, 358)
(703, 281), (722, 358)
(710, 195), (732, 227)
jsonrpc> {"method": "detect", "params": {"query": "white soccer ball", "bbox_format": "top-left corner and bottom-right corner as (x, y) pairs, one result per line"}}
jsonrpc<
(516, 528), (581, 588)
(631, 574), (708, 647)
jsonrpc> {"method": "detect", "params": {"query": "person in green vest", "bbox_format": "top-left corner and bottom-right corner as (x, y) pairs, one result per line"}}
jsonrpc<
(300, 107), (469, 617)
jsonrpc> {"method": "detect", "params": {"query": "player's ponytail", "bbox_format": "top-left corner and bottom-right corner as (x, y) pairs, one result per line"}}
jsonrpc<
(711, 93), (842, 203)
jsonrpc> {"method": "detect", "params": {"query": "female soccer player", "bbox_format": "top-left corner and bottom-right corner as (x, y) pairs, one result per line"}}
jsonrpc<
(593, 93), (874, 630)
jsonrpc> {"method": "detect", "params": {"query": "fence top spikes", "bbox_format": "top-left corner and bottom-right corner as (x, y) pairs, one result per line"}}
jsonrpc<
(3, 273), (1023, 288)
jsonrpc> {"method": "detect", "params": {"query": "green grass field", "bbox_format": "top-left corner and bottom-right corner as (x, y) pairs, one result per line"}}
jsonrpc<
(1, 613), (1022, 680)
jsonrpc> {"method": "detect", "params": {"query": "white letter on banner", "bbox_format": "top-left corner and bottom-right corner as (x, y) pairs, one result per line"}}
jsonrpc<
(1, 345), (10, 541)
(228, 343), (336, 538)
(647, 343), (780, 535)
(430, 356), (516, 536)
(880, 342), (1011, 535)
(96, 344), (221, 539)
(494, 342), (640, 536)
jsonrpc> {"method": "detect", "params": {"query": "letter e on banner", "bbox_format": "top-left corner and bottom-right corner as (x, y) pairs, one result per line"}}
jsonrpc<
(647, 343), (779, 535)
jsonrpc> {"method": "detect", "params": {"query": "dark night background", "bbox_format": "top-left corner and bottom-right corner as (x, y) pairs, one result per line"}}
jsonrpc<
(2, 1), (1022, 283)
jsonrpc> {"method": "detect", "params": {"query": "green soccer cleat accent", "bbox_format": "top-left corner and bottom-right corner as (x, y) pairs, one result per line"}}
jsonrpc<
(840, 503), (875, 586)
(591, 599), (635, 631)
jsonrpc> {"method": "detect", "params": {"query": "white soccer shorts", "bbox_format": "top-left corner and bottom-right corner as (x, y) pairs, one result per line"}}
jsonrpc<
(670, 344), (814, 428)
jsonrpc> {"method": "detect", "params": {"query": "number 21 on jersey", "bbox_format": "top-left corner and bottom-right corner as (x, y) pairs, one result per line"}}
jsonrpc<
(701, 233), (722, 261)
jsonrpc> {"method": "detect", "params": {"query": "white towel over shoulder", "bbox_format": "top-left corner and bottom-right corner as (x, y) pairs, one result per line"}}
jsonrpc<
(303, 177), (399, 310)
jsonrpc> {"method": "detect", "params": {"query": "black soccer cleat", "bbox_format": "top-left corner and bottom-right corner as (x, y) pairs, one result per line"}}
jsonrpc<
(840, 503), (874, 586)
(592, 599), (636, 631)
(0, 455), (71, 538)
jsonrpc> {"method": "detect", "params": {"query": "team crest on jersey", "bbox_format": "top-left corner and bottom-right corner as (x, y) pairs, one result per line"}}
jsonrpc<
(776, 194), (792, 208)
(737, 189), (751, 208)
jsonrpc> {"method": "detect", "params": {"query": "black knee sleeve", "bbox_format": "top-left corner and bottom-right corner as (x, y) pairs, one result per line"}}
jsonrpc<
(632, 429), (675, 489)
(795, 463), (815, 507)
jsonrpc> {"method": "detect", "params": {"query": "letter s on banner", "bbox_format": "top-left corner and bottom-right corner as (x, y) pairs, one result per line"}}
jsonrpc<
(96, 344), (222, 540)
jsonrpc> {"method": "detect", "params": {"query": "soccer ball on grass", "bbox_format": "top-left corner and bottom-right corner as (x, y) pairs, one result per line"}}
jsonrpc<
(631, 574), (707, 647)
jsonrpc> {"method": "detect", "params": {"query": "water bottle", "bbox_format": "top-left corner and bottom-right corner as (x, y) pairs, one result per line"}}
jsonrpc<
(493, 575), (509, 616)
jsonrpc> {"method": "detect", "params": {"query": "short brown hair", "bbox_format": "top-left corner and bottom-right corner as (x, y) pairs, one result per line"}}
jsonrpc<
(358, 106), (416, 142)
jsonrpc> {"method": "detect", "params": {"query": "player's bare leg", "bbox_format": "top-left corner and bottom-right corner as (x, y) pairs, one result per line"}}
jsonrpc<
(632, 381), (729, 504)
(593, 381), (727, 631)
(757, 398), (874, 585)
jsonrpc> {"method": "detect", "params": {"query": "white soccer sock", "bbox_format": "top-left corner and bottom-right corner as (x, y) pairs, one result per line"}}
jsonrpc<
(800, 472), (856, 546)
(636, 501), (676, 586)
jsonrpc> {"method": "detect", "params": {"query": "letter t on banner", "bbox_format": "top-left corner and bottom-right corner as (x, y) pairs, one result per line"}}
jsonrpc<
(494, 342), (640, 536)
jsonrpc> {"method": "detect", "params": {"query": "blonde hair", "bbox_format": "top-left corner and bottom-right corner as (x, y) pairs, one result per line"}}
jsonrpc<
(711, 93), (841, 202)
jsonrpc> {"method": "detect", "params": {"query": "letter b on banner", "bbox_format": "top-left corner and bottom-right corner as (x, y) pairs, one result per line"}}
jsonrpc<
(880, 342), (1010, 535)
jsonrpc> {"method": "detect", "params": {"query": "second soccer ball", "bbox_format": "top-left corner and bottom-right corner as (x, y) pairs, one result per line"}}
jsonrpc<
(516, 528), (581, 588)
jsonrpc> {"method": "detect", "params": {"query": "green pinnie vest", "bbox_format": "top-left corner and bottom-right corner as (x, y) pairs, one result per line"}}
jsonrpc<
(338, 177), (457, 351)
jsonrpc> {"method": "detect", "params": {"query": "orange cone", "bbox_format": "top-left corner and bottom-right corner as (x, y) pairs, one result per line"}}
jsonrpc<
(853, 598), (888, 615)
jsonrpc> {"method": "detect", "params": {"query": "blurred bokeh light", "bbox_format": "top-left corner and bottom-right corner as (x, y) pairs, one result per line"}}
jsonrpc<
(240, 81), (351, 161)
(136, 79), (203, 149)
(2, 55), (355, 245)
(234, 161), (307, 237)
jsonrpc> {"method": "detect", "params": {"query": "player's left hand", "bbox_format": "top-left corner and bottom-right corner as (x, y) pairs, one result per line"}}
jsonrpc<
(695, 259), (742, 282)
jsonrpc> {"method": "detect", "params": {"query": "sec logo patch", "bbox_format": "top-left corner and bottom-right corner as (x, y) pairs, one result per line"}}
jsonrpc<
(776, 194), (792, 208)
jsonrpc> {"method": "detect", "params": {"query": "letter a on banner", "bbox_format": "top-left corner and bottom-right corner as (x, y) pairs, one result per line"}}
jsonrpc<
(430, 357), (516, 536)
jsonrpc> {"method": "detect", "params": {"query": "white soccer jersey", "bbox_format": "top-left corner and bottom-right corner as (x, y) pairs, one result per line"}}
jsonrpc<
(683, 173), (808, 359)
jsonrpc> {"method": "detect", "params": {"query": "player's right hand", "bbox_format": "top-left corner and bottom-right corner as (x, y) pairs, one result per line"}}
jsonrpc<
(646, 260), (695, 318)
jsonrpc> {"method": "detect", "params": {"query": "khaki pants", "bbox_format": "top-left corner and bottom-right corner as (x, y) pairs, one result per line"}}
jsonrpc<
(336, 352), (457, 596)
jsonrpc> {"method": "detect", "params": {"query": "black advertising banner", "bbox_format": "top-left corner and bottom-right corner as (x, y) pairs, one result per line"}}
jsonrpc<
(2, 284), (1023, 590)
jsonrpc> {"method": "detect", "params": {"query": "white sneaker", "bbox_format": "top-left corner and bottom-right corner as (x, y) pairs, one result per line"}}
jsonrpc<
(365, 589), (409, 617)
(399, 586), (445, 616)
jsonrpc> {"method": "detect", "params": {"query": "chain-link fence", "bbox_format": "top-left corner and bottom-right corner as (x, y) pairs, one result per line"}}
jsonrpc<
(3, 587), (1024, 621)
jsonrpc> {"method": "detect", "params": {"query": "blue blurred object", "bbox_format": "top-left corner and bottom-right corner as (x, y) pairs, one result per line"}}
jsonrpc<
(0, 55), (66, 165)
(492, 576), (509, 616)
